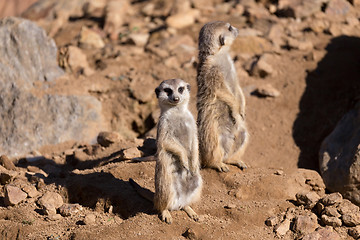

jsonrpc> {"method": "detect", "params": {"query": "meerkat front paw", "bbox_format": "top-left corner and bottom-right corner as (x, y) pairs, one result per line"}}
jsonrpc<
(215, 163), (229, 172)
(183, 206), (199, 222)
(160, 210), (172, 224)
(235, 161), (247, 170)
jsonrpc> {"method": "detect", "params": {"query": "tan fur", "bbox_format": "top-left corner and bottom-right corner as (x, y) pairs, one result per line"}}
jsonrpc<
(154, 79), (202, 224)
(197, 21), (249, 172)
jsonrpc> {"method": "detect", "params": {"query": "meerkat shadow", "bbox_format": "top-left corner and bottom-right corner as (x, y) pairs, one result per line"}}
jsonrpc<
(293, 36), (360, 171)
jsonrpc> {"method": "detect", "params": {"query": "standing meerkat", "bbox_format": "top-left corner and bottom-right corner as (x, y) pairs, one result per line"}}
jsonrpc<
(196, 21), (249, 172)
(153, 78), (202, 224)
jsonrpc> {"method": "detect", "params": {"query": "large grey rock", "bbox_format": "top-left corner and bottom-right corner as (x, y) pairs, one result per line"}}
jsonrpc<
(319, 103), (360, 205)
(0, 17), (103, 157)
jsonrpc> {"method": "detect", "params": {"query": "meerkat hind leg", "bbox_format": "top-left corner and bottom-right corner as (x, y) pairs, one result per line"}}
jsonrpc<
(225, 130), (249, 170)
(160, 210), (173, 224)
(183, 206), (199, 222)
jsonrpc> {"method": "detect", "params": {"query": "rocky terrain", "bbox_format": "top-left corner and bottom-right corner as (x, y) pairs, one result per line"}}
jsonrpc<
(1, 0), (360, 239)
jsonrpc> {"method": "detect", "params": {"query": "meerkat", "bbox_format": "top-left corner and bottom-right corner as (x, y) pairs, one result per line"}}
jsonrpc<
(143, 78), (203, 224)
(196, 21), (249, 172)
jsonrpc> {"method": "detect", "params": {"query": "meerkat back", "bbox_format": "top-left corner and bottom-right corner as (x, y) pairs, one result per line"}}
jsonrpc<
(196, 21), (249, 172)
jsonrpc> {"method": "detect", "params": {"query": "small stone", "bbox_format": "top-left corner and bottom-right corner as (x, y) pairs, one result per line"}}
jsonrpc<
(27, 166), (48, 178)
(349, 226), (360, 239)
(166, 9), (200, 29)
(224, 204), (236, 209)
(4, 185), (27, 206)
(323, 206), (341, 218)
(303, 226), (341, 240)
(274, 170), (284, 175)
(254, 84), (280, 98)
(250, 54), (275, 78)
(84, 214), (96, 225)
(296, 191), (321, 209)
(0, 155), (16, 170)
(316, 202), (325, 215)
(79, 26), (105, 49)
(59, 203), (83, 217)
(66, 46), (94, 76)
(97, 131), (122, 147)
(321, 215), (342, 227)
(47, 214), (62, 221)
(265, 216), (279, 227)
(22, 185), (40, 198)
(321, 192), (343, 206)
(292, 214), (318, 235)
(325, 0), (352, 16)
(38, 192), (64, 215)
(342, 213), (360, 227)
(128, 33), (150, 47)
(0, 171), (15, 185)
(274, 218), (291, 236)
(122, 147), (142, 159)
(182, 228), (198, 240)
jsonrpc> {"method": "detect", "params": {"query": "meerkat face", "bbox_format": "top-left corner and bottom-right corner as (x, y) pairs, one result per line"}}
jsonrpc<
(155, 79), (191, 108)
(198, 21), (239, 54)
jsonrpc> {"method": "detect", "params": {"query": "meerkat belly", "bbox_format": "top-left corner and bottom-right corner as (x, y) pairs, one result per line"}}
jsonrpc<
(168, 165), (202, 210)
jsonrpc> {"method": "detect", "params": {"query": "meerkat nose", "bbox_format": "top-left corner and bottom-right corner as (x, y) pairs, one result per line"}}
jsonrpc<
(173, 96), (180, 102)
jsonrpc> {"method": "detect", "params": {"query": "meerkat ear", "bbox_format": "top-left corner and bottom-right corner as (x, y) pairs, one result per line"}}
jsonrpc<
(155, 87), (160, 98)
(219, 34), (226, 46)
(186, 84), (191, 92)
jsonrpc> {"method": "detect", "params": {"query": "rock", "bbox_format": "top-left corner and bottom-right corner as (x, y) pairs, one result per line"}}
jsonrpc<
(292, 214), (318, 235)
(296, 191), (321, 209)
(303, 226), (341, 240)
(97, 131), (122, 147)
(104, 0), (130, 40)
(38, 192), (64, 215)
(166, 9), (200, 29)
(128, 33), (150, 47)
(325, 0), (353, 16)
(321, 193), (343, 206)
(4, 185), (27, 206)
(274, 218), (291, 236)
(47, 214), (62, 221)
(265, 216), (279, 227)
(277, 0), (323, 19)
(82, 0), (107, 18)
(182, 228), (198, 240)
(22, 185), (40, 198)
(63, 46), (94, 76)
(286, 38), (314, 51)
(319, 103), (360, 205)
(250, 54), (275, 78)
(233, 36), (273, 55)
(0, 155), (16, 170)
(342, 213), (360, 227)
(79, 26), (105, 49)
(0, 172), (14, 185)
(129, 75), (157, 103)
(321, 215), (342, 227)
(122, 147), (142, 159)
(59, 203), (83, 217)
(349, 226), (360, 239)
(254, 84), (280, 98)
(84, 214), (96, 225)
(0, 17), (104, 157)
(323, 206), (341, 218)
(337, 199), (359, 215)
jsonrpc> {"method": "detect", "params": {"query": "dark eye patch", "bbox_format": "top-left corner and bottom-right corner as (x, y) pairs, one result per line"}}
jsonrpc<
(229, 25), (233, 32)
(178, 86), (185, 94)
(164, 88), (173, 96)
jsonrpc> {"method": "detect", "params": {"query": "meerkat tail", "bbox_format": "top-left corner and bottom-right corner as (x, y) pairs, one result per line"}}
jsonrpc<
(129, 178), (154, 203)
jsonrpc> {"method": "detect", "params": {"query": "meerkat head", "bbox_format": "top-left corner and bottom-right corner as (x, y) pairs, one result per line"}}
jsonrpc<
(155, 79), (191, 111)
(198, 21), (239, 56)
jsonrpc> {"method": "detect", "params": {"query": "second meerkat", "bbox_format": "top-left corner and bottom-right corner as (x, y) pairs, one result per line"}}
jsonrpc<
(196, 21), (249, 172)
(154, 78), (202, 224)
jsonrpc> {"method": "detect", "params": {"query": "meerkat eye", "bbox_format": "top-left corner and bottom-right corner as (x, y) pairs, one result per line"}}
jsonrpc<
(178, 86), (185, 94)
(164, 88), (173, 96)
(229, 25), (233, 32)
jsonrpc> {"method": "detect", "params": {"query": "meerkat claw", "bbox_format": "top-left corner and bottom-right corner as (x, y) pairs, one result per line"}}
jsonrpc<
(160, 210), (172, 224)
